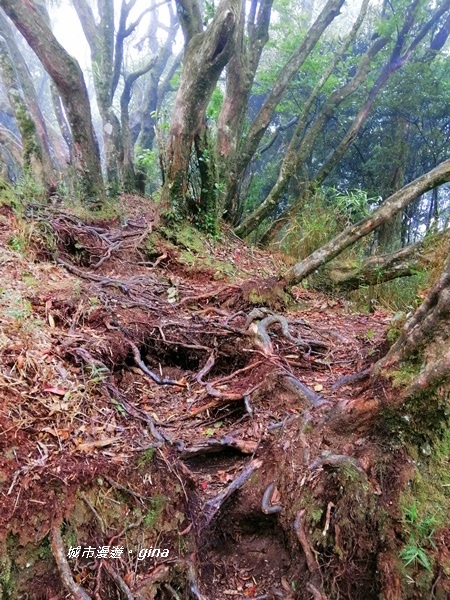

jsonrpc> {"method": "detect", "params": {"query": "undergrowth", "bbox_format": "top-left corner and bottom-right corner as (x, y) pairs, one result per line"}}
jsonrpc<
(397, 424), (450, 588)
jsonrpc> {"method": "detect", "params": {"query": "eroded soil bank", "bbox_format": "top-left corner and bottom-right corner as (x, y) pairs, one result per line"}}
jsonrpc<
(1, 197), (449, 599)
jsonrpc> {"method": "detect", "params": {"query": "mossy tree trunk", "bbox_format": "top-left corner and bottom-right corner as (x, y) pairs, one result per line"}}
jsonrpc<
(72, 0), (122, 193)
(238, 0), (450, 241)
(120, 59), (158, 193)
(160, 0), (242, 233)
(376, 117), (410, 253)
(320, 233), (446, 292)
(0, 11), (56, 190)
(0, 0), (105, 206)
(285, 158), (450, 285)
(329, 253), (450, 432)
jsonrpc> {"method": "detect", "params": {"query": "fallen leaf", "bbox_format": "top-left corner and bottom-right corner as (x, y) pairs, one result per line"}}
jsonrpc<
(48, 313), (55, 328)
(42, 427), (70, 440)
(76, 437), (120, 452)
(43, 386), (66, 396)
(270, 486), (281, 505)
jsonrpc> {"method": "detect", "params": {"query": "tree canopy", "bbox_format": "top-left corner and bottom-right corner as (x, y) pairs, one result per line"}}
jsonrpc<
(0, 0), (448, 242)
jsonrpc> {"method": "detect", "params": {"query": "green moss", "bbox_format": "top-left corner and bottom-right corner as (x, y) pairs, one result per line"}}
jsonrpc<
(379, 377), (449, 446)
(0, 179), (16, 208)
(246, 285), (291, 311)
(143, 495), (167, 530)
(137, 448), (155, 468)
(390, 362), (422, 388)
(0, 540), (13, 598)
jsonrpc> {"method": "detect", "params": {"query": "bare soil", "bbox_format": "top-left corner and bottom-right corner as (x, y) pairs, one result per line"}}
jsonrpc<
(0, 196), (448, 599)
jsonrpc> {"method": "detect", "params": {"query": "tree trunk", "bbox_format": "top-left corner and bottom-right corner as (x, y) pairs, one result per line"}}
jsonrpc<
(0, 0), (104, 206)
(0, 11), (56, 189)
(234, 0), (377, 239)
(135, 5), (179, 154)
(160, 0), (242, 232)
(244, 0), (450, 243)
(329, 253), (450, 432)
(0, 36), (47, 187)
(320, 232), (449, 292)
(234, 0), (345, 186)
(72, 0), (122, 193)
(217, 0), (274, 222)
(50, 83), (73, 164)
(286, 158), (450, 285)
(120, 59), (157, 192)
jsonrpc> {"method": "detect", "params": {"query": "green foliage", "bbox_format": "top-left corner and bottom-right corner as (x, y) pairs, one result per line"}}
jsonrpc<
(0, 178), (18, 209)
(279, 187), (373, 259)
(135, 148), (162, 195)
(13, 171), (46, 204)
(137, 448), (155, 468)
(206, 87), (224, 122)
(399, 502), (438, 572)
(143, 495), (167, 529)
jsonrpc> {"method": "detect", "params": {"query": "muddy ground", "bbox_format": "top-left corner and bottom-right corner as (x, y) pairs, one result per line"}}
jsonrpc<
(0, 196), (449, 599)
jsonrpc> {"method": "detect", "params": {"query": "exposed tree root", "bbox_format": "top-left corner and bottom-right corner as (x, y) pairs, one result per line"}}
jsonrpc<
(6, 209), (437, 598)
(294, 510), (327, 600)
(180, 436), (258, 458)
(202, 459), (263, 527)
(127, 339), (187, 386)
(51, 524), (93, 600)
(261, 482), (283, 514)
(308, 453), (365, 474)
(102, 562), (135, 600)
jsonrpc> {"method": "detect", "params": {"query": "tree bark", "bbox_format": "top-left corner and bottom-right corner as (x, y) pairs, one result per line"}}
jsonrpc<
(0, 11), (56, 188)
(329, 253), (450, 431)
(160, 0), (242, 231)
(320, 234), (447, 292)
(0, 36), (47, 186)
(0, 0), (104, 206)
(50, 83), (73, 164)
(286, 158), (450, 285)
(217, 0), (274, 222)
(72, 0), (121, 192)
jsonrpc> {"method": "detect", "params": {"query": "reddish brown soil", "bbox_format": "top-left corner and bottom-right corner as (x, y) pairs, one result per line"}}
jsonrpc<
(0, 199), (445, 599)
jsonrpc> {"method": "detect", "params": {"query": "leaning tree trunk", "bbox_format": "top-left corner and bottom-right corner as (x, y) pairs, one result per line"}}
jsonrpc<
(285, 158), (450, 285)
(0, 0), (105, 207)
(233, 0), (379, 239)
(253, 0), (450, 245)
(318, 234), (447, 292)
(329, 252), (450, 432)
(231, 0), (345, 200)
(160, 0), (242, 232)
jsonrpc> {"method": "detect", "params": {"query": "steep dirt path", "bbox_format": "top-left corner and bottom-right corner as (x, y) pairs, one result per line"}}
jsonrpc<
(0, 203), (424, 599)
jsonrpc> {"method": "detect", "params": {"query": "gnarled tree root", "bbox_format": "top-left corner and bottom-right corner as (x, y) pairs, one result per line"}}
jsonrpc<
(294, 510), (327, 600)
(51, 524), (92, 600)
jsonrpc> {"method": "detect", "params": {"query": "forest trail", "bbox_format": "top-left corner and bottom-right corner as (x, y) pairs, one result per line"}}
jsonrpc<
(0, 198), (444, 599)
